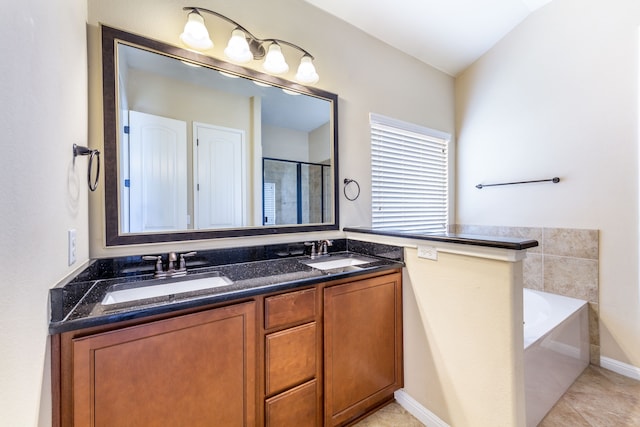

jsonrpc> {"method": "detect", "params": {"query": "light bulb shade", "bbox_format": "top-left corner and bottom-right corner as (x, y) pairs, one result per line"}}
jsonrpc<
(263, 43), (289, 74)
(180, 11), (213, 50)
(224, 29), (252, 63)
(295, 56), (319, 84)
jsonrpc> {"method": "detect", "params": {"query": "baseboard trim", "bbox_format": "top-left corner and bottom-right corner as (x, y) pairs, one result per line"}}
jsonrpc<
(600, 356), (640, 381)
(394, 389), (449, 427)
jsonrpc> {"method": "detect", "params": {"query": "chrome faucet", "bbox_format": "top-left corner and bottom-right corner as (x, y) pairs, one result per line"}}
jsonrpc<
(168, 252), (178, 272)
(304, 240), (333, 259)
(142, 255), (165, 277)
(305, 241), (318, 259)
(143, 251), (197, 278)
(318, 240), (333, 256)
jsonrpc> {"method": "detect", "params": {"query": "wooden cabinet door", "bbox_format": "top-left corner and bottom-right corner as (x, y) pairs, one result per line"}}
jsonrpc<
(324, 273), (403, 426)
(72, 302), (256, 427)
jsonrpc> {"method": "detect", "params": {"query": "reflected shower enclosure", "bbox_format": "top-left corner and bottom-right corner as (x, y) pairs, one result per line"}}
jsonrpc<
(263, 158), (332, 225)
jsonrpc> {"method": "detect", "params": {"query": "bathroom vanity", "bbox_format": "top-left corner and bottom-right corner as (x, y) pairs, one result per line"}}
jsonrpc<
(57, 26), (400, 426)
(50, 239), (404, 427)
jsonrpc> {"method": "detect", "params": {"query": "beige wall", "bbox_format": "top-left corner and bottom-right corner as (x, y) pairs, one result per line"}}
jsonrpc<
(404, 247), (526, 426)
(455, 0), (640, 369)
(0, 1), (88, 426)
(310, 122), (332, 163)
(87, 0), (455, 257)
(262, 124), (310, 162)
(127, 68), (252, 134)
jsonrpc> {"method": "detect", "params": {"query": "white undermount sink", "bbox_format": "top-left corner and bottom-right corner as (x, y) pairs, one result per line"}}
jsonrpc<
(302, 254), (378, 271)
(101, 274), (233, 306)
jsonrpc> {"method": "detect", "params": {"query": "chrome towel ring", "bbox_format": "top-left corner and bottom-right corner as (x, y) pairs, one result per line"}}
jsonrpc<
(73, 144), (100, 192)
(343, 178), (360, 201)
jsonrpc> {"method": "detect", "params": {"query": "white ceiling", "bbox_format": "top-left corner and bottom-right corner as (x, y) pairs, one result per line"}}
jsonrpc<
(304, 0), (553, 76)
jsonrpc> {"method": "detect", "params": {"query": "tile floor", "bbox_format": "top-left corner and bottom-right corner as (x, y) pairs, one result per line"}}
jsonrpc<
(352, 401), (423, 427)
(540, 365), (640, 426)
(355, 365), (640, 426)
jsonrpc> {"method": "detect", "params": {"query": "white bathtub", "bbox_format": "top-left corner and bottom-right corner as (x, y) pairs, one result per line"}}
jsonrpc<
(523, 289), (589, 426)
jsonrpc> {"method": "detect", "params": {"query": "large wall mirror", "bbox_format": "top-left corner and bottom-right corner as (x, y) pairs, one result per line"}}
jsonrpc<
(102, 26), (339, 246)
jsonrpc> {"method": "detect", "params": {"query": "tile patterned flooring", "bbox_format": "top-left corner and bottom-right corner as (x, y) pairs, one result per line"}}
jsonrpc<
(355, 365), (640, 426)
(353, 402), (423, 427)
(540, 365), (640, 426)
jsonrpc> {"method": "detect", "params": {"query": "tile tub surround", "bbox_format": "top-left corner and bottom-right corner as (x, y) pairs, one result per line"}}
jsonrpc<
(454, 225), (600, 364)
(48, 239), (405, 334)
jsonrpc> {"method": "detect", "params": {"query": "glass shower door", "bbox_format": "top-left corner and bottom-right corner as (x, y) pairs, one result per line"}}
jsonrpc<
(263, 158), (331, 225)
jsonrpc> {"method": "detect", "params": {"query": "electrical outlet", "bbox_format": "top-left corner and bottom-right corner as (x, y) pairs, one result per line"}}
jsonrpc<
(68, 229), (77, 266)
(417, 245), (438, 261)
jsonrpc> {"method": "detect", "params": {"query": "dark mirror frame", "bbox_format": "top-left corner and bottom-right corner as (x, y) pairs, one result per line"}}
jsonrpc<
(101, 26), (339, 246)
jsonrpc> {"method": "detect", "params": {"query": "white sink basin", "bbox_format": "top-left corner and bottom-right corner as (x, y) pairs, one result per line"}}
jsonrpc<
(102, 275), (233, 305)
(302, 255), (378, 271)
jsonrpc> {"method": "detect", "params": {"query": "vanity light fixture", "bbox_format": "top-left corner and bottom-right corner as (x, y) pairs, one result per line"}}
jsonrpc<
(263, 43), (288, 74)
(224, 29), (253, 63)
(180, 7), (320, 84)
(179, 10), (213, 50)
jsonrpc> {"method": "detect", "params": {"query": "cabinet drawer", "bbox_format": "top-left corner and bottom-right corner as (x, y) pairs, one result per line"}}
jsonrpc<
(265, 322), (317, 396)
(265, 379), (318, 427)
(264, 288), (316, 329)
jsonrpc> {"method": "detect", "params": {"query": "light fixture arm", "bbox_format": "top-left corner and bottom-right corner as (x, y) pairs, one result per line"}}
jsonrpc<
(183, 7), (314, 60)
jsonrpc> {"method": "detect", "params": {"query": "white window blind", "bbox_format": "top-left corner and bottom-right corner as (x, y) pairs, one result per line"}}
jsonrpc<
(370, 113), (450, 232)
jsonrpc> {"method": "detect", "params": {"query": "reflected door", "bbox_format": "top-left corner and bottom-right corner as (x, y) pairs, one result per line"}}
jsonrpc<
(194, 123), (246, 229)
(128, 111), (187, 233)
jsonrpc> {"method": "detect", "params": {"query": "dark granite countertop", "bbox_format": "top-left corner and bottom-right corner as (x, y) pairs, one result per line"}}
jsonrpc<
(49, 239), (403, 334)
(344, 227), (539, 251)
